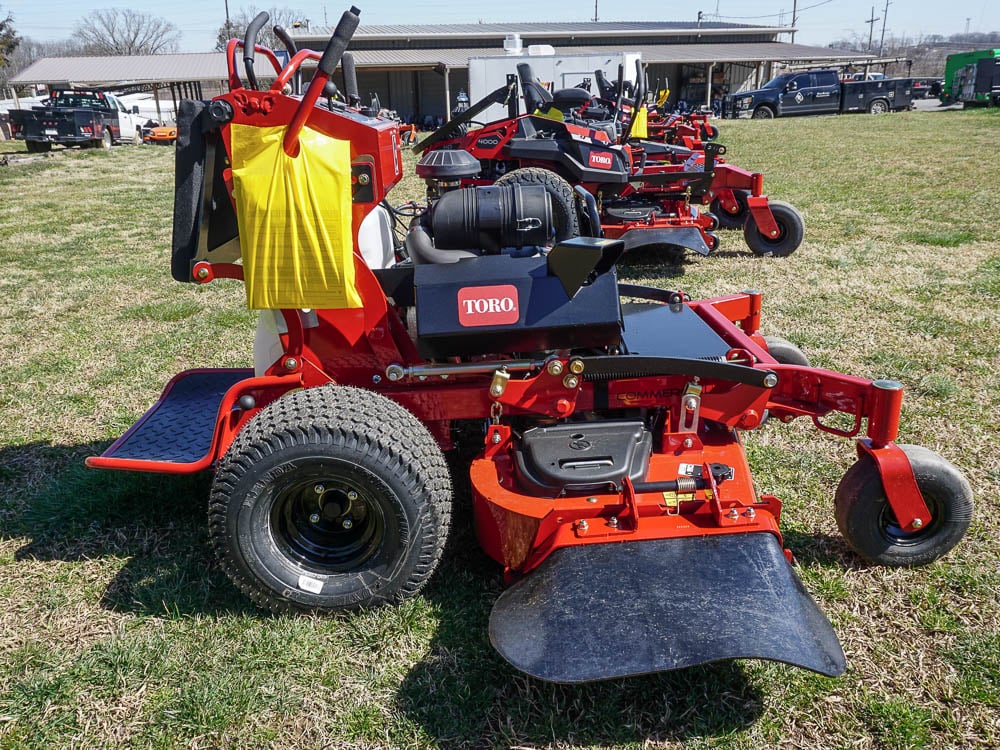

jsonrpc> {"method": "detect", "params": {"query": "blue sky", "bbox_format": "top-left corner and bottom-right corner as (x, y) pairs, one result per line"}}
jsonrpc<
(6, 0), (998, 53)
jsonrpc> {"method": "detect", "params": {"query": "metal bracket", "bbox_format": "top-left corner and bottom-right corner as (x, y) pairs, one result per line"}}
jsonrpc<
(678, 381), (702, 432)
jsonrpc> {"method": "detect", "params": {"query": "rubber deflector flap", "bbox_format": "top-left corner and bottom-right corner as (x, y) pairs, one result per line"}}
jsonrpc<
(489, 533), (845, 683)
(620, 226), (712, 256)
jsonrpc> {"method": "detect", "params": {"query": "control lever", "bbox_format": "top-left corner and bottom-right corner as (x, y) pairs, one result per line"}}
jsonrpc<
(282, 5), (361, 156)
(242, 11), (269, 91)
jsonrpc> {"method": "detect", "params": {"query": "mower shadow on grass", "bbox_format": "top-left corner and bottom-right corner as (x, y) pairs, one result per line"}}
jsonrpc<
(781, 528), (861, 569)
(0, 440), (258, 618)
(393, 457), (765, 746)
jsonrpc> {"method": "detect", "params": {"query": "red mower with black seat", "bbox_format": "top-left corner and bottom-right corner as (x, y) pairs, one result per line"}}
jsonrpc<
(87, 8), (973, 684)
(526, 61), (807, 250)
(413, 62), (804, 259)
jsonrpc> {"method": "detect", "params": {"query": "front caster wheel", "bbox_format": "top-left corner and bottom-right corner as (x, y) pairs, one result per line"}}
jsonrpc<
(711, 189), (749, 230)
(763, 335), (810, 366)
(210, 385), (452, 612)
(743, 200), (804, 257)
(834, 445), (973, 567)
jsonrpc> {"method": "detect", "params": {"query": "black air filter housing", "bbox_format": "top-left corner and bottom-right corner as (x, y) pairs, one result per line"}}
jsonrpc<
(413, 238), (623, 358)
(415, 148), (481, 180)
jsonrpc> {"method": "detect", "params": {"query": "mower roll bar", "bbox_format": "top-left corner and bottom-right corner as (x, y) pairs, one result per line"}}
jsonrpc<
(282, 5), (361, 157)
(413, 80), (518, 153)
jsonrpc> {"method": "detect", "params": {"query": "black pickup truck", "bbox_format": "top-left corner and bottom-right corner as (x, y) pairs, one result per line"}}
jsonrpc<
(9, 89), (141, 152)
(722, 69), (914, 119)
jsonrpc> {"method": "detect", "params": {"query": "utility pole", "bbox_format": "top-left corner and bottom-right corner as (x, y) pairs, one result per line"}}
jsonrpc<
(224, 0), (232, 40)
(878, 0), (891, 56)
(791, 0), (798, 43)
(593, 0), (598, 23)
(865, 6), (881, 52)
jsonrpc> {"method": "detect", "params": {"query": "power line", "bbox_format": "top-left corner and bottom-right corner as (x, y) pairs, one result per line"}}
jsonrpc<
(713, 0), (833, 21)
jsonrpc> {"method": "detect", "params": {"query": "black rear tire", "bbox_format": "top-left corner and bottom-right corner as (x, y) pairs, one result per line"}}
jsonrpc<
(834, 445), (972, 567)
(711, 189), (750, 230)
(210, 386), (452, 613)
(496, 167), (580, 241)
(743, 200), (804, 257)
(752, 106), (775, 119)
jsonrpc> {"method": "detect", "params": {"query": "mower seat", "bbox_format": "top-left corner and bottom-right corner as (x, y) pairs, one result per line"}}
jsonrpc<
(552, 87), (592, 114)
(517, 62), (553, 113)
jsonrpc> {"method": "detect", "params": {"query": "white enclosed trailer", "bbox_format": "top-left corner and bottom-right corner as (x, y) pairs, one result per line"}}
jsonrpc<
(468, 48), (642, 122)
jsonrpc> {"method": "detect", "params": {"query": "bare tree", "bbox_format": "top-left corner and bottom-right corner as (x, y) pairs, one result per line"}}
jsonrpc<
(215, 7), (305, 52)
(74, 9), (180, 55)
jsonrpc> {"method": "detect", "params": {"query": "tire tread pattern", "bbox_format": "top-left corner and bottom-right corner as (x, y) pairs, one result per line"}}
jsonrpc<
(209, 385), (452, 613)
(495, 167), (581, 241)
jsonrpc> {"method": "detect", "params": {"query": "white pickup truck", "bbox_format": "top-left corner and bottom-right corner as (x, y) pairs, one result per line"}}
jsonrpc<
(9, 89), (142, 152)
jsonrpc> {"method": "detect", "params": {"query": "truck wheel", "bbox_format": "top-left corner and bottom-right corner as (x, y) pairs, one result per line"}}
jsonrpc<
(26, 141), (51, 154)
(101, 130), (113, 150)
(834, 445), (973, 567)
(710, 189), (749, 230)
(495, 167), (580, 241)
(133, 130), (142, 146)
(752, 106), (775, 119)
(868, 98), (889, 115)
(743, 200), (804, 257)
(209, 385), (452, 613)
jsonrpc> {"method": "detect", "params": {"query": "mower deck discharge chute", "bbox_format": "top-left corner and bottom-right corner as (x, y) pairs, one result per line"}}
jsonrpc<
(88, 8), (973, 685)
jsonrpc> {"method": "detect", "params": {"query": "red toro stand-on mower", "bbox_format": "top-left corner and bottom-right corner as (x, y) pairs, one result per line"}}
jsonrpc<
(87, 9), (973, 684)
(413, 62), (804, 259)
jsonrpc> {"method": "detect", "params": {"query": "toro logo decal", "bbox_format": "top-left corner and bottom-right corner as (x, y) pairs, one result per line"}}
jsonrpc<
(457, 285), (519, 327)
(588, 150), (614, 169)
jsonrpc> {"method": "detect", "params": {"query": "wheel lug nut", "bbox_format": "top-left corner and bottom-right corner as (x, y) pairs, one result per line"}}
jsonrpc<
(347, 491), (358, 501)
(313, 484), (325, 494)
(342, 518), (353, 529)
(309, 513), (321, 524)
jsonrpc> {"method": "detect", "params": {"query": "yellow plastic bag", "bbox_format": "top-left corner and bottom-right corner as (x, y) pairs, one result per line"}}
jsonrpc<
(230, 123), (362, 310)
(631, 105), (648, 139)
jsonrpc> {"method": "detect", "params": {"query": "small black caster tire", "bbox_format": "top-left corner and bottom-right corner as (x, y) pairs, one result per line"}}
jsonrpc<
(763, 335), (810, 366)
(834, 445), (973, 567)
(711, 189), (750, 230)
(743, 200), (804, 257)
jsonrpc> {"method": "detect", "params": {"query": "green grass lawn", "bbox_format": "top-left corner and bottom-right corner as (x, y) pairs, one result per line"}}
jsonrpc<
(1, 108), (999, 749)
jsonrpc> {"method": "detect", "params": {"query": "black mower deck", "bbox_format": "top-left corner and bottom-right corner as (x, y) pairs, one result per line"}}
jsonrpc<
(489, 532), (846, 683)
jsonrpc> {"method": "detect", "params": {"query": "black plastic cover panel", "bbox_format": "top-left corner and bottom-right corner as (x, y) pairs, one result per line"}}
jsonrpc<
(413, 253), (621, 358)
(490, 533), (846, 683)
(514, 420), (651, 495)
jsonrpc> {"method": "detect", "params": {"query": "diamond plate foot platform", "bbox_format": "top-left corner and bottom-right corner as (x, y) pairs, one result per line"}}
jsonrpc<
(87, 368), (253, 472)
